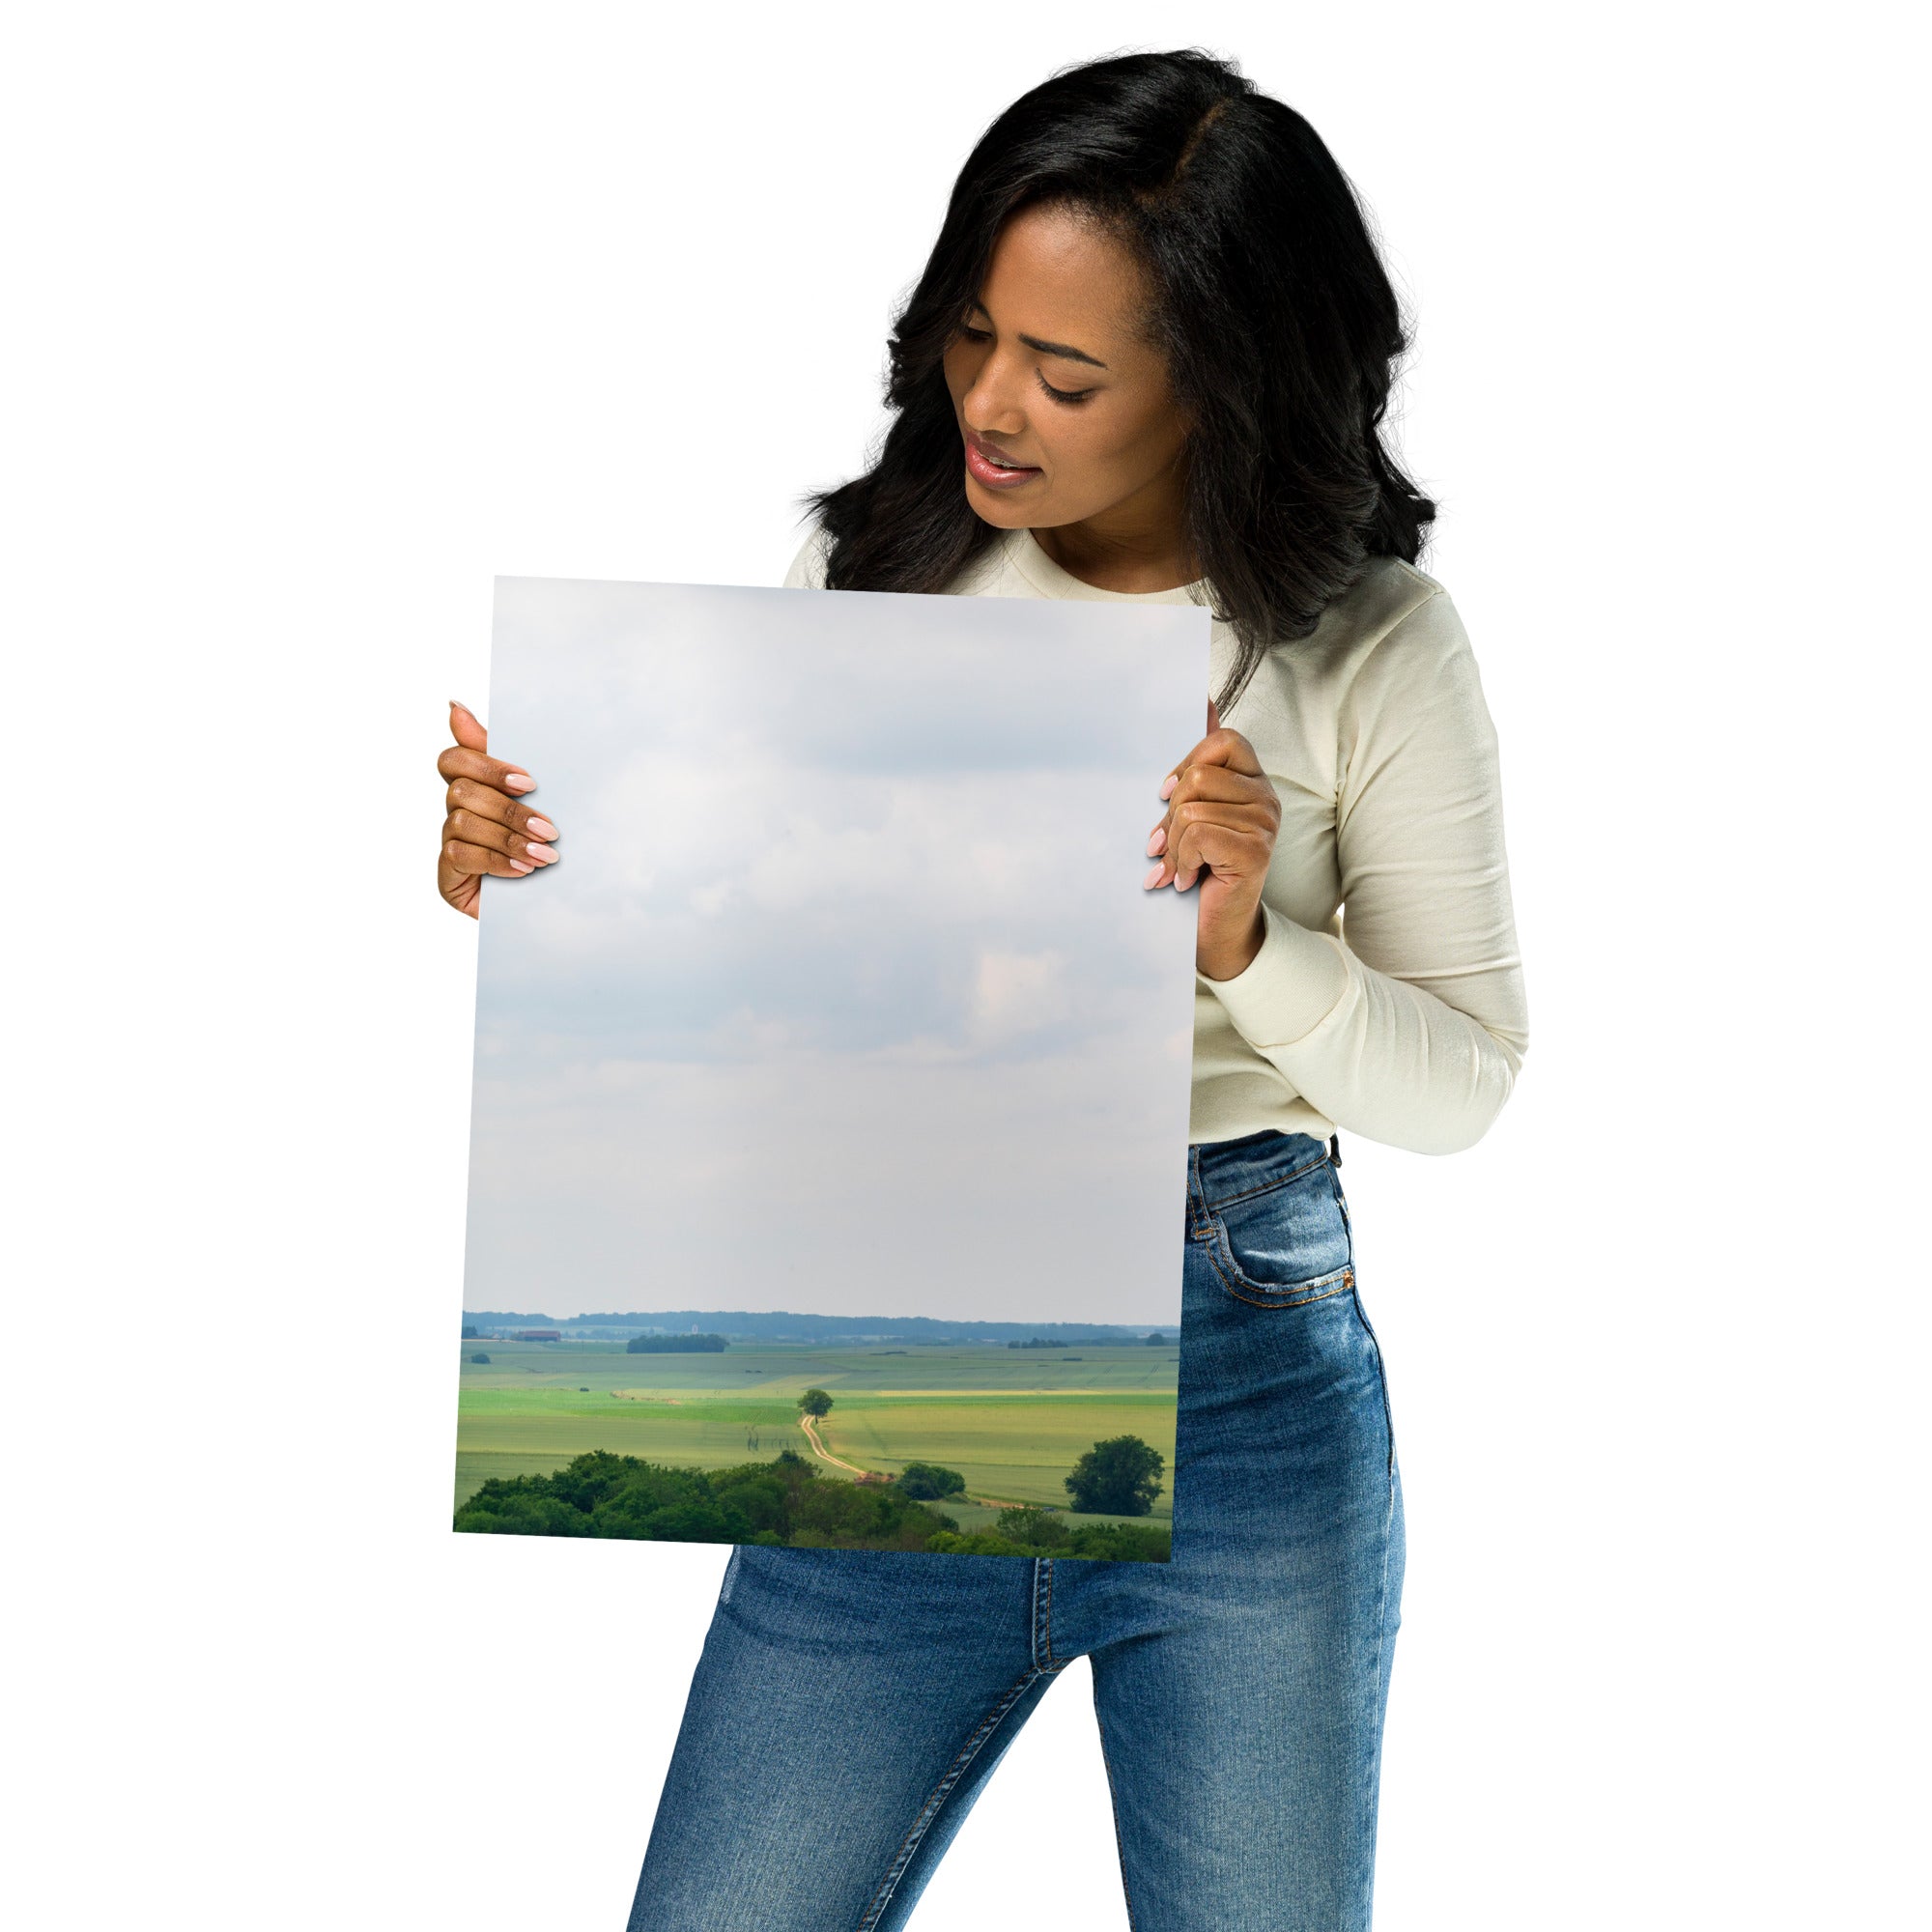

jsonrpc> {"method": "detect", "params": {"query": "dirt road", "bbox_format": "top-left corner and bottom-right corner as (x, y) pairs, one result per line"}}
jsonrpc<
(798, 1411), (870, 1478)
(797, 1416), (1036, 1510)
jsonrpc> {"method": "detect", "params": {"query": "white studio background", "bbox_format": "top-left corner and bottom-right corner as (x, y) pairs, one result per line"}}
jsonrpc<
(6, 5), (1924, 1928)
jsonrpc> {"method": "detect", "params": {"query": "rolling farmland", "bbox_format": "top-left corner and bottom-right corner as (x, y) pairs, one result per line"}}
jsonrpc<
(454, 1336), (1179, 1528)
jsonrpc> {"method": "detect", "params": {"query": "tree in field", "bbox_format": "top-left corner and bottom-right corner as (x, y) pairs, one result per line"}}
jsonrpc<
(469, 1352), (491, 1364)
(894, 1463), (966, 1501)
(797, 1388), (834, 1418)
(1065, 1435), (1165, 1517)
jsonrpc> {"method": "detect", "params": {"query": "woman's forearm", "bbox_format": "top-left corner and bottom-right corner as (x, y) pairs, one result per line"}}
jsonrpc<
(1203, 900), (1527, 1154)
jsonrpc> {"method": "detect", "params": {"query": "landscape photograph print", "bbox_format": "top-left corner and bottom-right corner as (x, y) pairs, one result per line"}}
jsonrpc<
(454, 577), (1210, 1562)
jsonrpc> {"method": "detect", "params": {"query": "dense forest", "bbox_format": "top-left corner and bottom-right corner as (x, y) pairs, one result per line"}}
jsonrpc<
(454, 1450), (1171, 1562)
(625, 1333), (729, 1353)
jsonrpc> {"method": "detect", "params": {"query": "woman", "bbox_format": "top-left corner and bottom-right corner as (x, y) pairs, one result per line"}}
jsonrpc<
(437, 48), (1528, 1932)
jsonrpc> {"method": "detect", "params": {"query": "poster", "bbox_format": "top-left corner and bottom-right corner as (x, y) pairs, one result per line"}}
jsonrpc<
(454, 575), (1210, 1561)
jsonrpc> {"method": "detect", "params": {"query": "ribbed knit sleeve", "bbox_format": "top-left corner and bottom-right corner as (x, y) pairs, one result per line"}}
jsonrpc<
(1202, 588), (1530, 1154)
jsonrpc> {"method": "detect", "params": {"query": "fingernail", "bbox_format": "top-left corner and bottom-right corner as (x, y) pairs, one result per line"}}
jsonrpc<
(525, 815), (557, 840)
(450, 697), (472, 714)
(1159, 775), (1178, 799)
(1146, 827), (1167, 857)
(1143, 864), (1166, 889)
(504, 771), (535, 792)
(525, 842), (558, 865)
(508, 860), (534, 874)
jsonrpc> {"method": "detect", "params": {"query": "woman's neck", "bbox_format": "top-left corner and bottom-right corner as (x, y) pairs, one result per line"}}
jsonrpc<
(1027, 467), (1200, 593)
(1029, 520), (1201, 593)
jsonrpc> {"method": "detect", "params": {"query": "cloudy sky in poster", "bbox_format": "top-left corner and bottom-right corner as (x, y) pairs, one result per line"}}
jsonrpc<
(463, 576), (1209, 1323)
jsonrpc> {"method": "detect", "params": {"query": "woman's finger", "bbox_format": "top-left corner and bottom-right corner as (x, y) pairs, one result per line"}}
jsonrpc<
(1160, 725), (1264, 796)
(1148, 767), (1278, 864)
(1166, 814), (1273, 891)
(444, 806), (558, 867)
(1147, 794), (1261, 859)
(442, 836), (536, 879)
(450, 699), (490, 754)
(1146, 804), (1274, 889)
(1165, 762), (1270, 809)
(444, 775), (559, 845)
(438, 743), (538, 794)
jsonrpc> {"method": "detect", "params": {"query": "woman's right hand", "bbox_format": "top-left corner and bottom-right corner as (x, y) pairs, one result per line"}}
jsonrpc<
(436, 699), (559, 919)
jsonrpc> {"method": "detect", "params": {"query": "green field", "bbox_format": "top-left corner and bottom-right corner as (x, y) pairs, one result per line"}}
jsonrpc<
(454, 1338), (1179, 1525)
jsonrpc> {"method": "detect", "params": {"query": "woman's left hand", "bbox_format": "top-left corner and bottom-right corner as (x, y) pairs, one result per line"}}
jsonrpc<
(1145, 699), (1282, 980)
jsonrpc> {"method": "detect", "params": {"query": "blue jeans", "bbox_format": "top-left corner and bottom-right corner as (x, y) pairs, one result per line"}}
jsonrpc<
(628, 1130), (1405, 1930)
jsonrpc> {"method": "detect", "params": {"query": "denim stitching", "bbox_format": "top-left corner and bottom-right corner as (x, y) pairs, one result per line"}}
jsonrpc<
(1198, 1148), (1333, 1212)
(1350, 1293), (1398, 1490)
(1186, 1149), (1213, 1241)
(1033, 1557), (1063, 1671)
(854, 1662), (1054, 1931)
(1201, 1221), (1355, 1308)
(1216, 1269), (1357, 1312)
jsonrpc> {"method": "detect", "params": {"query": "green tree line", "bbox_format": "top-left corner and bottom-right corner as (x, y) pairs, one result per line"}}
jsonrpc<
(454, 1449), (1169, 1561)
(924, 1503), (1170, 1562)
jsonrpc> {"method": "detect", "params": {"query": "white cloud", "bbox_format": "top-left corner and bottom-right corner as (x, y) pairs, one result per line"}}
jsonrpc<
(469, 576), (1209, 1322)
(970, 948), (1072, 1045)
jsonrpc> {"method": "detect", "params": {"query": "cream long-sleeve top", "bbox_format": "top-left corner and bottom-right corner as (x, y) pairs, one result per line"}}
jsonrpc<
(782, 524), (1530, 1156)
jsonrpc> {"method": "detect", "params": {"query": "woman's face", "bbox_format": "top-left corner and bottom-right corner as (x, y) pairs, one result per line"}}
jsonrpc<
(941, 202), (1190, 540)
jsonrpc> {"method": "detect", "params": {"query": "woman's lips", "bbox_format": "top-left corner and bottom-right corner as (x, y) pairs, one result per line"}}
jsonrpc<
(963, 433), (1042, 489)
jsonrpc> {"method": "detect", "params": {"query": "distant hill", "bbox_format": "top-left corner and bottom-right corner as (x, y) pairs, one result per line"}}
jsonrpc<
(463, 1309), (1175, 1345)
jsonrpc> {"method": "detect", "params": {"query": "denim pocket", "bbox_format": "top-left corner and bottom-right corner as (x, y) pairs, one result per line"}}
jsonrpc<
(1205, 1153), (1355, 1308)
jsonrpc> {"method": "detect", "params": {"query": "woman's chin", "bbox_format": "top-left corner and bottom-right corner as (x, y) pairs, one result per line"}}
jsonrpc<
(963, 477), (1041, 526)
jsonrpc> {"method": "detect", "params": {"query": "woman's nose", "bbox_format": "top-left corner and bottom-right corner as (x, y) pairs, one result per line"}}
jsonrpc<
(961, 359), (1028, 436)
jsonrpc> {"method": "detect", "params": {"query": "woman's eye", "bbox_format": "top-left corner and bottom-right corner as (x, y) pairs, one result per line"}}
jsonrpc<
(1037, 372), (1094, 406)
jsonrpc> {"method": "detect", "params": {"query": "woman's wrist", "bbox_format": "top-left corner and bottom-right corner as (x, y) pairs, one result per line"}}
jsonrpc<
(1197, 907), (1267, 982)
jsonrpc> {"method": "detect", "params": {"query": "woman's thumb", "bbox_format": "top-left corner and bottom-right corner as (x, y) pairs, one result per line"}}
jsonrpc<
(449, 698), (488, 753)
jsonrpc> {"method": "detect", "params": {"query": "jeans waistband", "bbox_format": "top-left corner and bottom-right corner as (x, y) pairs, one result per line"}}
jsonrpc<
(1188, 1129), (1334, 1211)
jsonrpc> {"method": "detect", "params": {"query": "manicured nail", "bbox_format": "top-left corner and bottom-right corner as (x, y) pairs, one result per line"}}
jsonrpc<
(508, 859), (534, 874)
(1143, 864), (1166, 889)
(1146, 827), (1167, 857)
(450, 697), (473, 715)
(525, 842), (558, 865)
(525, 815), (557, 840)
(503, 771), (535, 792)
(1159, 775), (1178, 799)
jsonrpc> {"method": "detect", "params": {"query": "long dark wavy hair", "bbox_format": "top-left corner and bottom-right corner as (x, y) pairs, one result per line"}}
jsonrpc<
(803, 47), (1436, 712)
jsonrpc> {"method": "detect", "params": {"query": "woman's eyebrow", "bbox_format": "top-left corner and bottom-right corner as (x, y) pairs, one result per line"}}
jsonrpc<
(1019, 333), (1108, 369)
(967, 301), (1109, 369)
